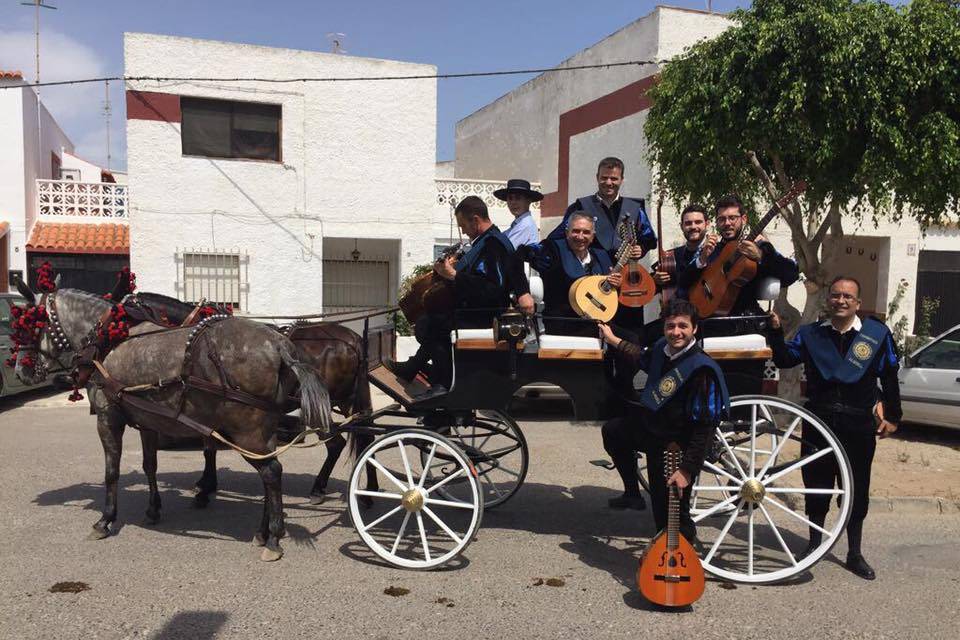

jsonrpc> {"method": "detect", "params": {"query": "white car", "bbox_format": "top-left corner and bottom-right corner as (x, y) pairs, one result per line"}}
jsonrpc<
(898, 324), (960, 429)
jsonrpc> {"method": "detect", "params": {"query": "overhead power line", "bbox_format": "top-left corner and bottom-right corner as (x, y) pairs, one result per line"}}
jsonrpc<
(0, 59), (663, 90)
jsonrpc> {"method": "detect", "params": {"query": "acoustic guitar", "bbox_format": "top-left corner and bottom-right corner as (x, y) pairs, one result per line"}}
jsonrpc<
(398, 242), (466, 323)
(567, 228), (633, 323)
(653, 195), (675, 304)
(637, 442), (705, 607)
(618, 206), (656, 309)
(687, 181), (806, 317)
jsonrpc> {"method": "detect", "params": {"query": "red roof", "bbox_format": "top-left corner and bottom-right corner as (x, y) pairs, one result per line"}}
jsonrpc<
(26, 222), (129, 255)
(0, 70), (24, 80)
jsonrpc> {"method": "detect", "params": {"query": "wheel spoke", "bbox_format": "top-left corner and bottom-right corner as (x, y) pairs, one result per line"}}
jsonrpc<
(691, 494), (739, 523)
(361, 504), (404, 532)
(747, 502), (755, 576)
(422, 505), (463, 545)
(482, 472), (506, 498)
(425, 496), (476, 510)
(417, 444), (438, 490)
(763, 447), (834, 485)
(716, 428), (747, 479)
(757, 501), (797, 567)
(390, 511), (411, 555)
(756, 416), (801, 480)
(702, 460), (744, 487)
(763, 495), (830, 535)
(766, 487), (844, 495)
(367, 458), (408, 492)
(355, 490), (402, 500)
(397, 438), (415, 487)
(424, 468), (465, 494)
(703, 505), (740, 564)
(416, 512), (431, 562)
(692, 484), (734, 491)
(750, 404), (758, 477)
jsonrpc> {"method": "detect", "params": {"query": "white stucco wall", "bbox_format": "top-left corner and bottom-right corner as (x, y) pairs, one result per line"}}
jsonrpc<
(125, 33), (436, 315)
(61, 151), (107, 183)
(0, 82), (74, 282)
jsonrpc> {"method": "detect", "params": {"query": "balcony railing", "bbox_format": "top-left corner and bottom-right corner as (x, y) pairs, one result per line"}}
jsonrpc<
(37, 179), (128, 220)
(436, 178), (542, 210)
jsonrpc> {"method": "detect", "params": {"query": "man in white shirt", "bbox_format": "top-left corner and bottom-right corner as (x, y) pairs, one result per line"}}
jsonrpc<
(495, 178), (542, 249)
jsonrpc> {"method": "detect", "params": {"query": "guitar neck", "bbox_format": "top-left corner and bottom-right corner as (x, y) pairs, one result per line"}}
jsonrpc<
(665, 446), (681, 550)
(744, 203), (780, 243)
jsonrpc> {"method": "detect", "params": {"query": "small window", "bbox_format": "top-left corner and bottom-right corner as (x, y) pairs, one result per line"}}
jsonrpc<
(181, 97), (281, 162)
(181, 251), (246, 310)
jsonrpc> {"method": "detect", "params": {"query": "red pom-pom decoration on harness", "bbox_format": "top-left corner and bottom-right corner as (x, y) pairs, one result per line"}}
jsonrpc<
(5, 303), (49, 368)
(35, 261), (56, 293)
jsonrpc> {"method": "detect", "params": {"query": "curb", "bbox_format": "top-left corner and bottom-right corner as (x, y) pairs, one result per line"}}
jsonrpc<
(870, 496), (960, 515)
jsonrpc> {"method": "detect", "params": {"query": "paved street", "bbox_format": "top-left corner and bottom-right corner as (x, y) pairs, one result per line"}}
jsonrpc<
(1, 391), (958, 640)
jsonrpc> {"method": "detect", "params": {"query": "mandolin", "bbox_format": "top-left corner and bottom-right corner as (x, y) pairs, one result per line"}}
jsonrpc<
(636, 442), (705, 607)
(398, 242), (467, 323)
(567, 225), (634, 323)
(688, 181), (806, 317)
(618, 204), (656, 309)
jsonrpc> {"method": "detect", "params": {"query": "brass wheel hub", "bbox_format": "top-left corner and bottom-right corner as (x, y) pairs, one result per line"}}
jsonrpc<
(739, 478), (766, 504)
(401, 488), (425, 512)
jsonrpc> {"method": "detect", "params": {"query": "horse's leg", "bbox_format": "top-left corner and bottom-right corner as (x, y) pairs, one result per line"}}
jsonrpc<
(194, 437), (218, 508)
(251, 458), (285, 562)
(139, 429), (162, 525)
(90, 407), (126, 540)
(310, 434), (346, 504)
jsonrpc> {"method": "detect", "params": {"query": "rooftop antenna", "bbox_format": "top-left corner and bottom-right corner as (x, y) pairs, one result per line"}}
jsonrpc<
(706, 1), (713, 12)
(326, 32), (347, 55)
(20, 1), (58, 87)
(103, 80), (112, 172)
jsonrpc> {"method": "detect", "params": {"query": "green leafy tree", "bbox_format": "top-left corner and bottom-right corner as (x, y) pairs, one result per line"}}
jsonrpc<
(645, 0), (960, 321)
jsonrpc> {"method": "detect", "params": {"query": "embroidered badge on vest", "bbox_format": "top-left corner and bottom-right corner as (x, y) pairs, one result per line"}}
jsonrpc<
(658, 375), (678, 398)
(852, 341), (873, 361)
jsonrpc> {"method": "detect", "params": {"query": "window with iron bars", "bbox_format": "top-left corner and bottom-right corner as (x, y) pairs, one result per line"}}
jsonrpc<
(177, 250), (248, 311)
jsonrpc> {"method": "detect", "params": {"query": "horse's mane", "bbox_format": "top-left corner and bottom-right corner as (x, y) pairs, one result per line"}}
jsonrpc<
(61, 288), (112, 306)
(127, 291), (193, 312)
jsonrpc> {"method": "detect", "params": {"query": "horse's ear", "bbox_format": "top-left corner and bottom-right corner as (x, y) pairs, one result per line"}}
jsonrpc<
(15, 277), (36, 306)
(54, 273), (62, 290)
(110, 276), (127, 302)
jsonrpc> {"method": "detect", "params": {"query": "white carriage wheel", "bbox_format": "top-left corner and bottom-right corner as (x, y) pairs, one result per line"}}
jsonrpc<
(691, 395), (853, 584)
(420, 410), (529, 509)
(349, 429), (484, 570)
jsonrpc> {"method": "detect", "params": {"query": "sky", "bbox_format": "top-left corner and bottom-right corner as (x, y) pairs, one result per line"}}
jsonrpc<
(0, 0), (753, 172)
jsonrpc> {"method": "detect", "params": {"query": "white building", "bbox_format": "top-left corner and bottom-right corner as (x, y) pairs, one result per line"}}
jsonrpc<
(455, 5), (959, 334)
(0, 70), (127, 294)
(125, 33), (446, 316)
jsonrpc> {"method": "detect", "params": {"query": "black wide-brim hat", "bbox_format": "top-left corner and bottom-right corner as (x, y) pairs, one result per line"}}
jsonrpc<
(494, 178), (544, 202)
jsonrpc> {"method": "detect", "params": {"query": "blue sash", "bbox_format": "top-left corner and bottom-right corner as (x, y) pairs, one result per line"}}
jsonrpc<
(797, 317), (890, 384)
(638, 338), (731, 414)
(554, 238), (612, 280)
(578, 196), (645, 253)
(456, 226), (514, 274)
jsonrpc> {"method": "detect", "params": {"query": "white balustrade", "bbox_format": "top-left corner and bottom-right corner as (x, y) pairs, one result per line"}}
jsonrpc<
(36, 179), (128, 220)
(435, 179), (542, 211)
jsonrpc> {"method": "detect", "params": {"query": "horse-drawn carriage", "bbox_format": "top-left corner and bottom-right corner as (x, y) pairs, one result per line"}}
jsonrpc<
(11, 270), (853, 584)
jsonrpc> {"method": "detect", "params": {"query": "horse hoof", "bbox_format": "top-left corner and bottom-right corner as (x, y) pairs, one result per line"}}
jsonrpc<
(252, 533), (267, 547)
(87, 527), (110, 541)
(260, 546), (283, 562)
(309, 492), (326, 505)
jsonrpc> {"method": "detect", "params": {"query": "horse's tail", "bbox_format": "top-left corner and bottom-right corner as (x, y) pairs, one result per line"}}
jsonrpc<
(279, 338), (332, 434)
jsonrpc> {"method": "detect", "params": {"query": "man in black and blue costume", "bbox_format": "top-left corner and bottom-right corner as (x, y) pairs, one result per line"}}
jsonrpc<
(524, 211), (617, 336)
(599, 299), (730, 542)
(387, 196), (532, 397)
(769, 275), (901, 580)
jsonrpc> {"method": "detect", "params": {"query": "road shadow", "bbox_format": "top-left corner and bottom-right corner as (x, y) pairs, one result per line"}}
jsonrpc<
(893, 422), (960, 448)
(149, 610), (229, 640)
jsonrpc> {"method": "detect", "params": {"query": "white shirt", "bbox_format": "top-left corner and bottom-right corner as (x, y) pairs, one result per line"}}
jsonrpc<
(822, 315), (862, 335)
(578, 252), (592, 268)
(665, 338), (697, 360)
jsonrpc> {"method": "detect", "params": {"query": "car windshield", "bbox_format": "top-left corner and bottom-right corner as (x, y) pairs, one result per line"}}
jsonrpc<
(0, 297), (27, 337)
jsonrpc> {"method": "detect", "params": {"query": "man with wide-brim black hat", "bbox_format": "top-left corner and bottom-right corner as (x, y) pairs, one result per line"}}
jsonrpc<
(494, 178), (542, 250)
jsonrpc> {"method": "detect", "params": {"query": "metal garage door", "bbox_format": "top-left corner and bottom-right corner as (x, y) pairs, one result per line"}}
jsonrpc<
(322, 259), (391, 311)
(916, 250), (960, 336)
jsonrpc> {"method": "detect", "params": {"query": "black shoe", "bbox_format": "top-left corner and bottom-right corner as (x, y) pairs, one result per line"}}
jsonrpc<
(412, 384), (448, 402)
(607, 493), (647, 511)
(797, 542), (818, 562)
(845, 553), (876, 580)
(384, 357), (418, 383)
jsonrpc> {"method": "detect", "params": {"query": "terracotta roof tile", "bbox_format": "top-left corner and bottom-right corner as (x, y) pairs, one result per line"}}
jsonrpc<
(0, 70), (24, 80)
(26, 222), (129, 255)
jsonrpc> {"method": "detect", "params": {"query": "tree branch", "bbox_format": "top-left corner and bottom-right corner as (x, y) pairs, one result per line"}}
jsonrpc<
(812, 200), (841, 247)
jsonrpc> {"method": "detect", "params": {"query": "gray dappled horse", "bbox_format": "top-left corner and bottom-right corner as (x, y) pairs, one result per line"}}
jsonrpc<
(14, 283), (332, 561)
(121, 292), (378, 506)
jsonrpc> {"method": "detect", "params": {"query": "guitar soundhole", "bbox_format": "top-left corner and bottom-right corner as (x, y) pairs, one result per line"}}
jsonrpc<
(669, 555), (677, 568)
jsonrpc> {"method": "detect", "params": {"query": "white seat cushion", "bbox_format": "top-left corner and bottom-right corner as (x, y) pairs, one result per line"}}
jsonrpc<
(451, 328), (494, 343)
(702, 334), (767, 351)
(539, 334), (604, 351)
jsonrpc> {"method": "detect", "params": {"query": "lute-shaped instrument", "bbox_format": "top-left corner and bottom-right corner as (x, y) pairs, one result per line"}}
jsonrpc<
(636, 442), (705, 607)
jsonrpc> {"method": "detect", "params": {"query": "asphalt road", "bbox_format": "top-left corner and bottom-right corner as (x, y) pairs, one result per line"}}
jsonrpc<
(1, 392), (958, 640)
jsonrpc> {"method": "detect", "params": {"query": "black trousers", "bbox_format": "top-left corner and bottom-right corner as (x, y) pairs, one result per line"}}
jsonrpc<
(411, 313), (454, 387)
(602, 417), (697, 542)
(802, 412), (876, 524)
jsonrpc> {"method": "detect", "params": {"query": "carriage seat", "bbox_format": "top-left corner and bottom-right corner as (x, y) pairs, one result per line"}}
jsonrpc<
(537, 333), (604, 361)
(702, 334), (772, 360)
(450, 328), (522, 351)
